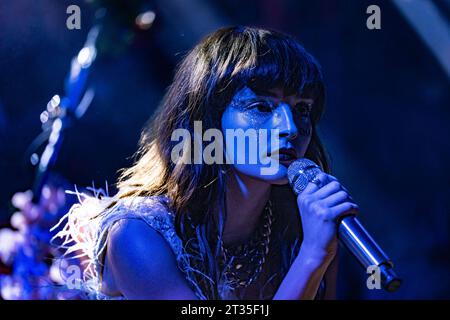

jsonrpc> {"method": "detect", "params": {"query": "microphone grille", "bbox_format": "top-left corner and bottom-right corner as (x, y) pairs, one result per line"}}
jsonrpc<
(287, 158), (323, 194)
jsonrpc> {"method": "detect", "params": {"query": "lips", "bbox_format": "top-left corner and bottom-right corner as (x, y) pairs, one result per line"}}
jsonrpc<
(270, 147), (298, 162)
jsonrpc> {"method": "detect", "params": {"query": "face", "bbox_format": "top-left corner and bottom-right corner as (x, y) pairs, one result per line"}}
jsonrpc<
(221, 86), (313, 184)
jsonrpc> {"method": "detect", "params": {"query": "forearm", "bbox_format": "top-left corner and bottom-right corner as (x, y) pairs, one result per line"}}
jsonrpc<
(273, 247), (332, 300)
(323, 251), (339, 299)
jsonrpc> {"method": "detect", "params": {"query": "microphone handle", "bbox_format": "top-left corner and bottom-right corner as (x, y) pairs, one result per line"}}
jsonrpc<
(338, 215), (401, 292)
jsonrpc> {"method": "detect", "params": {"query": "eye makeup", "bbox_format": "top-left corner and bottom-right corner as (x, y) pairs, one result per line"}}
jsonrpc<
(292, 101), (313, 137)
(292, 101), (313, 119)
(228, 87), (276, 126)
(228, 86), (314, 128)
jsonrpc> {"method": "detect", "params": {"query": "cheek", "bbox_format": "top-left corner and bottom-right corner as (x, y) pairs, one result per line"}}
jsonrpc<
(293, 119), (313, 156)
(295, 116), (312, 136)
(294, 131), (312, 157)
(221, 107), (270, 131)
(221, 108), (273, 172)
(221, 108), (242, 131)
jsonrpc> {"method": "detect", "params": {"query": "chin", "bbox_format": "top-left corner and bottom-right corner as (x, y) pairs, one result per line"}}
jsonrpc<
(234, 163), (291, 185)
(253, 174), (289, 186)
(270, 176), (289, 185)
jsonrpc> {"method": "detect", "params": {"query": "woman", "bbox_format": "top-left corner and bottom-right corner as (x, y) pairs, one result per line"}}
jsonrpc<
(54, 26), (358, 300)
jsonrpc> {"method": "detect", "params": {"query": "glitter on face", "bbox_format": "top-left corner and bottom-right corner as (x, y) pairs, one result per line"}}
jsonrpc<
(228, 87), (275, 128)
(228, 86), (314, 130)
(221, 85), (314, 182)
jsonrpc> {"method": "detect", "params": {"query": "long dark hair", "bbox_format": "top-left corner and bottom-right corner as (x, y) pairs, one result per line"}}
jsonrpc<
(116, 26), (329, 299)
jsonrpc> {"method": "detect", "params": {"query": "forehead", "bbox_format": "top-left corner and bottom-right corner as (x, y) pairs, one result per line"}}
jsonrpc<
(234, 86), (314, 104)
(260, 87), (301, 99)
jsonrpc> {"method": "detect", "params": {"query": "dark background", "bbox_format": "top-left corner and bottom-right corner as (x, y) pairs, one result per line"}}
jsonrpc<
(0, 0), (449, 299)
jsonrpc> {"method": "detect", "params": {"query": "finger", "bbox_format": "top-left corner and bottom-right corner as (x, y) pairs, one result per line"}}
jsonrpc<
(317, 175), (354, 201)
(302, 172), (329, 195)
(325, 174), (347, 189)
(313, 180), (341, 199)
(322, 190), (350, 207)
(326, 174), (338, 182)
(328, 202), (359, 221)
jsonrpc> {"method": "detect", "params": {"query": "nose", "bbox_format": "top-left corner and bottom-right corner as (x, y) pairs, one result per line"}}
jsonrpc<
(276, 103), (298, 140)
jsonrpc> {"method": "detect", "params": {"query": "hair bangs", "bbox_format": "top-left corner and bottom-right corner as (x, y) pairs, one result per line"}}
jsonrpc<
(231, 29), (325, 104)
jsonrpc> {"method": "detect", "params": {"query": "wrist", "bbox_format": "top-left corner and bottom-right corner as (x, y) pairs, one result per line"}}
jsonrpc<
(296, 245), (335, 270)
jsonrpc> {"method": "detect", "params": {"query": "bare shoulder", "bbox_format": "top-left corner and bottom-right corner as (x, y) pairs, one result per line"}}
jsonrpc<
(108, 218), (175, 272)
(106, 218), (198, 299)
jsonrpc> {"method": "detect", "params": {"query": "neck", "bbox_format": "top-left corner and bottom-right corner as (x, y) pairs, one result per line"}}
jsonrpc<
(222, 169), (271, 246)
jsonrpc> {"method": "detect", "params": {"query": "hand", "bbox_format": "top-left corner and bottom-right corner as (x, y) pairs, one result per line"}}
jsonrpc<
(296, 173), (359, 265)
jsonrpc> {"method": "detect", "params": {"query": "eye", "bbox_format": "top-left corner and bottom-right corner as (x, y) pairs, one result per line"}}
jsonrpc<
(293, 101), (313, 118)
(247, 101), (274, 113)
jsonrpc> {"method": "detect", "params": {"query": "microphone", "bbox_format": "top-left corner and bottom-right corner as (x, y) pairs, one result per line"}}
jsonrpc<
(287, 158), (401, 292)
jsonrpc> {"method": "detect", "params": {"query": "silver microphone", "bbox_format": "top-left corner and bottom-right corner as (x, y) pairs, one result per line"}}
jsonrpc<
(287, 158), (401, 292)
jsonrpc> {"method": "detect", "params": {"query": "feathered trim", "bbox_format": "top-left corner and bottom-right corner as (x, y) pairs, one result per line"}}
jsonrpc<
(50, 185), (116, 298)
(50, 185), (276, 300)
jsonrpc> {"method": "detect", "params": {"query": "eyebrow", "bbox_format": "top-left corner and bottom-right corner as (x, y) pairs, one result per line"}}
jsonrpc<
(253, 88), (314, 104)
(299, 98), (314, 104)
(251, 87), (279, 98)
